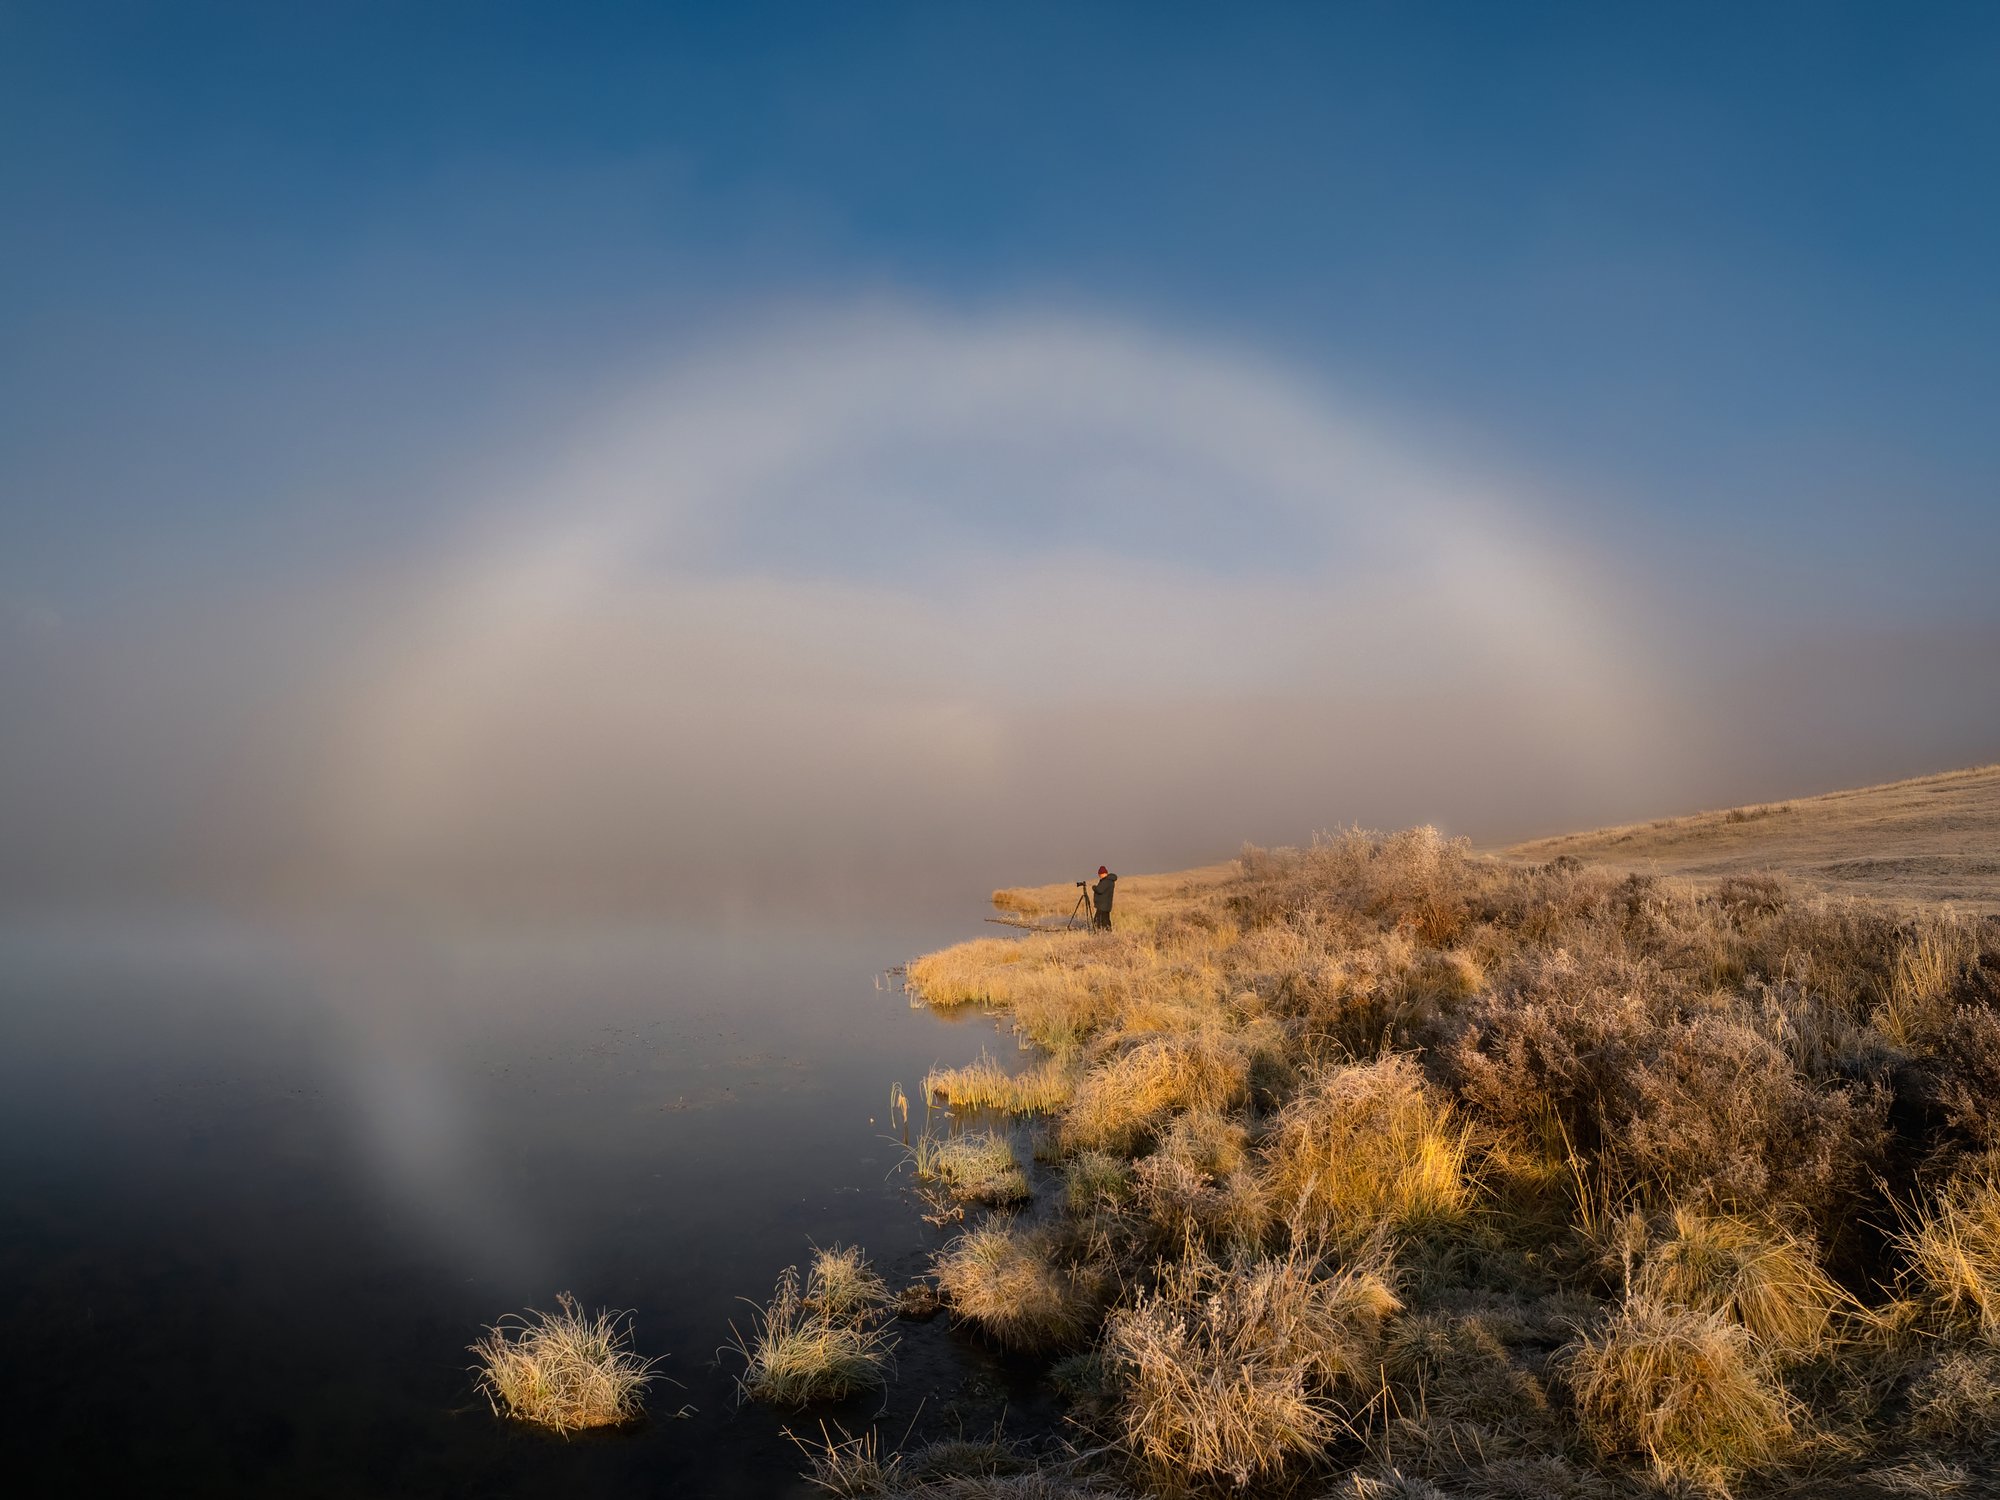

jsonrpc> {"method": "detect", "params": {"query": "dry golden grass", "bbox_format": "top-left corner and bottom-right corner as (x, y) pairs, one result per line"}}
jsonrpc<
(1637, 1207), (1850, 1359)
(1900, 1173), (2000, 1337)
(1060, 1031), (1249, 1154)
(730, 1260), (896, 1406)
(1564, 1293), (1799, 1491)
(1105, 1247), (1399, 1490)
(1264, 1056), (1476, 1248)
(933, 1219), (1100, 1351)
(1876, 911), (1982, 1048)
(910, 1129), (1031, 1205)
(808, 1243), (889, 1322)
(1063, 1150), (1135, 1214)
(797, 1424), (1129, 1498)
(923, 1049), (1075, 1114)
(470, 1292), (654, 1433)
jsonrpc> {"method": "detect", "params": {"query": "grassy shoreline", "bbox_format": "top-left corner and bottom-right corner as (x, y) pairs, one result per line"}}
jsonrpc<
(856, 827), (2000, 1498)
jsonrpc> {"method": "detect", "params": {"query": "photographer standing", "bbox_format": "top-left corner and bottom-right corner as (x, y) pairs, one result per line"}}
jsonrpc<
(1086, 865), (1116, 930)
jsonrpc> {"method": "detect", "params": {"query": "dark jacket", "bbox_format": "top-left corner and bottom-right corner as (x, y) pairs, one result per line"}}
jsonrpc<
(1091, 874), (1117, 917)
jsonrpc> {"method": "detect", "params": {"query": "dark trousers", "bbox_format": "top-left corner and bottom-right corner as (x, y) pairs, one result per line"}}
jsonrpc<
(1093, 909), (1112, 930)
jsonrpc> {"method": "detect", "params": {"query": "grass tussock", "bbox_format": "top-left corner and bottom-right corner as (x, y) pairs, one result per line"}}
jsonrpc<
(799, 1424), (1137, 1498)
(879, 823), (2000, 1496)
(1105, 1246), (1399, 1490)
(911, 1130), (1032, 1206)
(1265, 1055), (1476, 1247)
(470, 1292), (654, 1433)
(731, 1252), (896, 1405)
(934, 1218), (1101, 1351)
(1060, 1031), (1249, 1154)
(1636, 1206), (1850, 1358)
(1564, 1294), (1799, 1491)
(1899, 1172), (2000, 1337)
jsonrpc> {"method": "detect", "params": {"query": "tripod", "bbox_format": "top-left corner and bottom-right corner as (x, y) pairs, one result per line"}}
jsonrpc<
(1068, 883), (1093, 929)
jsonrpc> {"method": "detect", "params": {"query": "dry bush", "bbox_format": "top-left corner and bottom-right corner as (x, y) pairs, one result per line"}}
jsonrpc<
(1104, 1247), (1400, 1490)
(1448, 946), (1667, 1154)
(934, 1219), (1101, 1351)
(1233, 827), (1474, 946)
(1281, 931), (1484, 1057)
(1266, 1055), (1476, 1248)
(911, 1130), (1031, 1206)
(1636, 1207), (1848, 1359)
(1623, 1013), (1888, 1217)
(1060, 1031), (1249, 1154)
(924, 1050), (1075, 1115)
(730, 1262), (896, 1405)
(1899, 1172), (2000, 1336)
(1563, 1293), (1799, 1491)
(1756, 897), (1902, 1015)
(1367, 825), (1476, 945)
(1928, 998), (2000, 1151)
(470, 1292), (654, 1433)
(1453, 951), (1886, 1222)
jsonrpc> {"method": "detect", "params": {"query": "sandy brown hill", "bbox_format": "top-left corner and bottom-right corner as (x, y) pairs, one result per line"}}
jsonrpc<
(1508, 763), (2000, 912)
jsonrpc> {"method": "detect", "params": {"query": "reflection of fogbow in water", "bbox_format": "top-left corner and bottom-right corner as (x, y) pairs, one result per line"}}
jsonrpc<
(303, 927), (551, 1289)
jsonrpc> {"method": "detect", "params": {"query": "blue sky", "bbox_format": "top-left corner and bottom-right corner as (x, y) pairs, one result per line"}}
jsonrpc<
(2, 3), (1997, 910)
(8, 3), (1996, 588)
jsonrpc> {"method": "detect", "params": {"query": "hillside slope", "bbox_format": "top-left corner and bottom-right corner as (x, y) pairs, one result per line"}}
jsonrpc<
(1508, 763), (2000, 911)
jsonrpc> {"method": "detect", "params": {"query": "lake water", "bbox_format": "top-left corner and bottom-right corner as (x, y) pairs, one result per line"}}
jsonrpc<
(0, 911), (1044, 1495)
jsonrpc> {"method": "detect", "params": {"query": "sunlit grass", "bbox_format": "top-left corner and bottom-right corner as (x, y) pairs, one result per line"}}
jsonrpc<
(922, 1048), (1075, 1114)
(470, 1292), (654, 1433)
(1564, 1294), (1799, 1491)
(729, 1255), (895, 1406)
(909, 1129), (1031, 1205)
(934, 1218), (1099, 1351)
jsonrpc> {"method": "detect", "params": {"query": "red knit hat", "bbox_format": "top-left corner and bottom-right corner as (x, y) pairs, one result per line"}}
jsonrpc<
(1098, 866), (1109, 877)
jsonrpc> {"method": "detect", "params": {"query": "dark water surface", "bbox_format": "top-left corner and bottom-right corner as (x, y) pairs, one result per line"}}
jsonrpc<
(0, 912), (1032, 1496)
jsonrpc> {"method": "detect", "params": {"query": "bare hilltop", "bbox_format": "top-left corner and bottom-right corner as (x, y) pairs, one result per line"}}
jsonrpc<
(1507, 763), (2000, 913)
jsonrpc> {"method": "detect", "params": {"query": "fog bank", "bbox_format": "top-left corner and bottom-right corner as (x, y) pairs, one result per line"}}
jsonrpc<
(4, 307), (1993, 919)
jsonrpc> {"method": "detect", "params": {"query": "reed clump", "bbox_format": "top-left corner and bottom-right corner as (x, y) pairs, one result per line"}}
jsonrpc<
(470, 1292), (654, 1433)
(731, 1249), (896, 1405)
(924, 1049), (1076, 1114)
